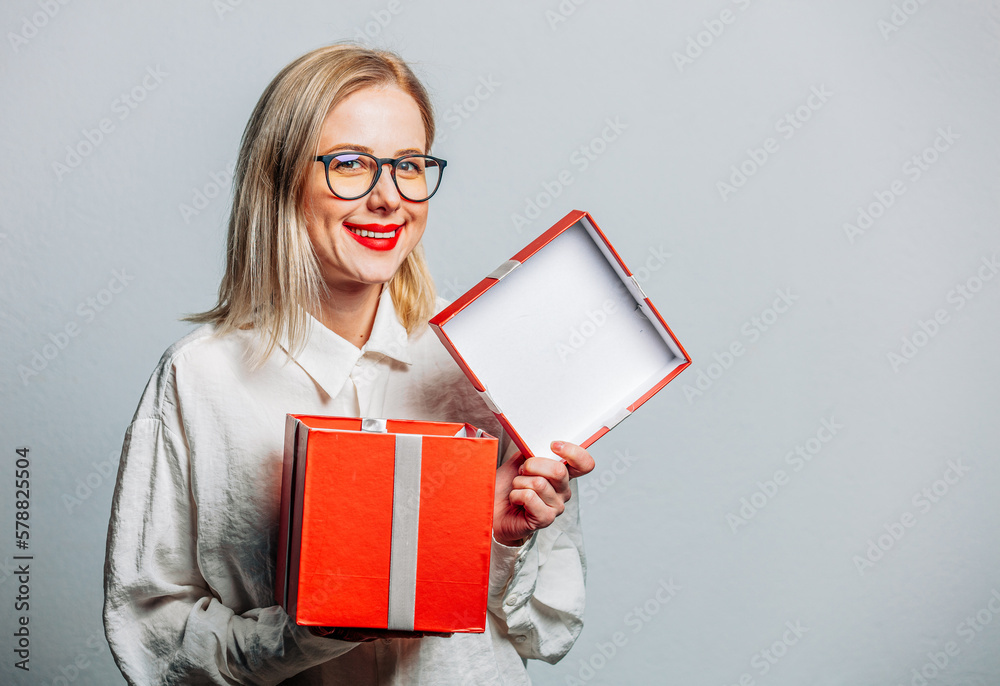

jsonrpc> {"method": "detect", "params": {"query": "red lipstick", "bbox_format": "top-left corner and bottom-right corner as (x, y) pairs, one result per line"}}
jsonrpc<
(343, 222), (402, 251)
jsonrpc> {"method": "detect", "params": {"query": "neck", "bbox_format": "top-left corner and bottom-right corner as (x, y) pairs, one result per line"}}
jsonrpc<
(312, 282), (384, 349)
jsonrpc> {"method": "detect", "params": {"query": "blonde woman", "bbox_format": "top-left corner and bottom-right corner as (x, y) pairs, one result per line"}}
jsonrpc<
(103, 44), (594, 685)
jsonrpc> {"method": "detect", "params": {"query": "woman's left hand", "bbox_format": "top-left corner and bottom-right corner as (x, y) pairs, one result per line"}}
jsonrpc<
(493, 440), (596, 547)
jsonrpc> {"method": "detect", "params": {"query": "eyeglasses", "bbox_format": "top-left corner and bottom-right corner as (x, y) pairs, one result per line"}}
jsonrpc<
(314, 151), (447, 202)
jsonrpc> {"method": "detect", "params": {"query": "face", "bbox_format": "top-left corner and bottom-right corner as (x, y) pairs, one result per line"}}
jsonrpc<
(302, 85), (429, 294)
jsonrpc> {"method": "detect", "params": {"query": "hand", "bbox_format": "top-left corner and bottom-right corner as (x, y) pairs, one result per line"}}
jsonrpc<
(493, 440), (596, 547)
(308, 626), (451, 641)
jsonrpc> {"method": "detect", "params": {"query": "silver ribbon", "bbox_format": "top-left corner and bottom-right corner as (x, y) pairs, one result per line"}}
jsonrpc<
(387, 433), (422, 630)
(486, 258), (520, 280)
(362, 417), (388, 433)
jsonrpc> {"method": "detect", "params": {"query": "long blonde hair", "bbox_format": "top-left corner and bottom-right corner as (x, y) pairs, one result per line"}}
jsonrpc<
(183, 44), (437, 369)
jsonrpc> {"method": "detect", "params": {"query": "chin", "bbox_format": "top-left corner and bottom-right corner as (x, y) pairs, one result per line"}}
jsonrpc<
(357, 268), (402, 286)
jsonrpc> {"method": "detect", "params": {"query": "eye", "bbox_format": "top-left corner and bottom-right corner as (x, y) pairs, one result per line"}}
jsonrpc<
(397, 158), (425, 175)
(332, 154), (363, 171)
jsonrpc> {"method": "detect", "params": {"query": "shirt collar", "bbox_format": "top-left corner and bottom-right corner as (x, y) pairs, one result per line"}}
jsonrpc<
(278, 284), (412, 399)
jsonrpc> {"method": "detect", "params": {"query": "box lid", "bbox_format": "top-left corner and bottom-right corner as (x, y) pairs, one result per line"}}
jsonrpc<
(430, 210), (691, 459)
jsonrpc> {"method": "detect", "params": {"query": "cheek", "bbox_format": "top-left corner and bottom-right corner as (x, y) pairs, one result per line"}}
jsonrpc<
(306, 196), (361, 237)
(406, 205), (429, 234)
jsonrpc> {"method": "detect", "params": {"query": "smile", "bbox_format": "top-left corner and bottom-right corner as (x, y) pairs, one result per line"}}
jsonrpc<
(345, 225), (397, 238)
(343, 222), (403, 251)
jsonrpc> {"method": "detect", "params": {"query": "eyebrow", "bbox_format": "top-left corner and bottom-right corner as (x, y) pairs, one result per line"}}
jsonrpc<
(321, 143), (426, 156)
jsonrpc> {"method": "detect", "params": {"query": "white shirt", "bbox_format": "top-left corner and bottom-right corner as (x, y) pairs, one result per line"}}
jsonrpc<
(103, 284), (586, 685)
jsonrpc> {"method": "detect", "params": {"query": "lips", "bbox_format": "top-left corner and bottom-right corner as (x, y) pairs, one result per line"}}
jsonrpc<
(343, 222), (402, 251)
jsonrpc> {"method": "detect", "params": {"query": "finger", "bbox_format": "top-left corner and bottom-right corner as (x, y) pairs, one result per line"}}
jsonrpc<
(368, 629), (451, 640)
(512, 474), (566, 511)
(520, 456), (569, 481)
(510, 477), (563, 514)
(550, 441), (596, 478)
(317, 627), (450, 641)
(519, 457), (570, 496)
(508, 488), (558, 529)
(311, 627), (378, 642)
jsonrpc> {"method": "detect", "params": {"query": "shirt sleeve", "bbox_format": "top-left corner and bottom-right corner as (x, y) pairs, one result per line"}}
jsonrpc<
(103, 415), (357, 686)
(485, 441), (587, 664)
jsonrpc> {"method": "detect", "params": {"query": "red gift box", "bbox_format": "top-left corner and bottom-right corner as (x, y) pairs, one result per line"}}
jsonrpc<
(275, 415), (499, 632)
(430, 209), (691, 459)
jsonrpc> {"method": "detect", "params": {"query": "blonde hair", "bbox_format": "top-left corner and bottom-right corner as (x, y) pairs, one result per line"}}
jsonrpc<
(183, 43), (437, 369)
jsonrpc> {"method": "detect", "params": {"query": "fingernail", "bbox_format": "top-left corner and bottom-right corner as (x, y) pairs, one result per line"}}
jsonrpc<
(551, 441), (563, 452)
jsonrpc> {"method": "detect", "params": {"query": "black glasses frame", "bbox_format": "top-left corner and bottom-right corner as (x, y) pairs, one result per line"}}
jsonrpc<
(314, 152), (448, 202)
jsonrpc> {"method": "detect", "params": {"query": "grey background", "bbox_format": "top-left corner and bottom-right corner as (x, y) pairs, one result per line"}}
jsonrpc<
(2, 1), (999, 684)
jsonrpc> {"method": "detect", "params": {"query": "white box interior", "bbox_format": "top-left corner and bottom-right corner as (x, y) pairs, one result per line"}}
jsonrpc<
(443, 218), (685, 458)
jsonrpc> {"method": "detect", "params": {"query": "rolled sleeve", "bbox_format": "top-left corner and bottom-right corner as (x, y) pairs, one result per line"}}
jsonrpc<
(486, 477), (587, 664)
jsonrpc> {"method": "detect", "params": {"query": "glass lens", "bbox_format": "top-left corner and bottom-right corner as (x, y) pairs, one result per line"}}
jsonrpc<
(395, 156), (441, 201)
(327, 153), (377, 198)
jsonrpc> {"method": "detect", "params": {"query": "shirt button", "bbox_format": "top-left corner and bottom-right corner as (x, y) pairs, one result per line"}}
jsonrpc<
(382, 639), (392, 645)
(505, 596), (517, 607)
(515, 636), (526, 643)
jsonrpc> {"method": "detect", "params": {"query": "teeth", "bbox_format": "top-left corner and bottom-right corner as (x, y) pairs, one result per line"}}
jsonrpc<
(347, 226), (397, 239)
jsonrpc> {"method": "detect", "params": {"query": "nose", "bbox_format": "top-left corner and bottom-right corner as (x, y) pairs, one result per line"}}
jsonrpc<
(366, 162), (402, 212)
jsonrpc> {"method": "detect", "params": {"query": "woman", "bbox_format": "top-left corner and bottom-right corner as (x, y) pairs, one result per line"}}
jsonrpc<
(104, 43), (594, 685)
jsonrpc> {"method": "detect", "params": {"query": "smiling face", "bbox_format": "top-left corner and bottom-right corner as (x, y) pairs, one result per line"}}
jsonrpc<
(302, 85), (429, 294)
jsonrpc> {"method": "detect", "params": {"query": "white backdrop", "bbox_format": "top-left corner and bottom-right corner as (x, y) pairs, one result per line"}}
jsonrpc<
(2, 1), (1000, 685)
